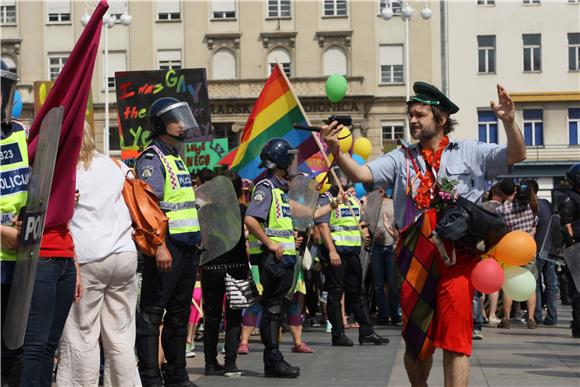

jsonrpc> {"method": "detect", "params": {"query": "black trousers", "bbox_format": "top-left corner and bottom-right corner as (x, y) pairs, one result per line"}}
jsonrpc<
(1, 283), (21, 387)
(259, 253), (294, 367)
(200, 265), (246, 368)
(566, 267), (580, 335)
(322, 250), (373, 337)
(136, 237), (197, 386)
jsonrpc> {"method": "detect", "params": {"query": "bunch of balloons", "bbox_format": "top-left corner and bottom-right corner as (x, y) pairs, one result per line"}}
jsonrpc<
(470, 230), (537, 301)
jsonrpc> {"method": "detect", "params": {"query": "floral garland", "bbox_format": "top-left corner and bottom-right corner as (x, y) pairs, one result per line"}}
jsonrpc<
(414, 135), (450, 209)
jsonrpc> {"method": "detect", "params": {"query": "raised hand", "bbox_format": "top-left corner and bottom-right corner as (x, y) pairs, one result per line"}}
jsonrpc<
(490, 84), (515, 124)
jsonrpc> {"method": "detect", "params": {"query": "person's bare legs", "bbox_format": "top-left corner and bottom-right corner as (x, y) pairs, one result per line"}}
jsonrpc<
(488, 291), (499, 320)
(443, 350), (469, 387)
(404, 350), (432, 387)
(503, 295), (513, 320)
(527, 292), (537, 323)
(239, 325), (254, 346)
(289, 325), (303, 346)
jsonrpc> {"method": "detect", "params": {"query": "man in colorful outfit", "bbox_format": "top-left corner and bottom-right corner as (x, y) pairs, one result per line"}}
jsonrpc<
(315, 169), (389, 347)
(321, 82), (526, 387)
(244, 138), (301, 378)
(135, 97), (200, 387)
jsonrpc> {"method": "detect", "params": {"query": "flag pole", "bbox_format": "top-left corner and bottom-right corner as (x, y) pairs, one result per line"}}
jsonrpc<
(278, 63), (363, 235)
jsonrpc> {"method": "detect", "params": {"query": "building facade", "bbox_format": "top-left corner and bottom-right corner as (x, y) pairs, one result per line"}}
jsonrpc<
(0, 0), (438, 159)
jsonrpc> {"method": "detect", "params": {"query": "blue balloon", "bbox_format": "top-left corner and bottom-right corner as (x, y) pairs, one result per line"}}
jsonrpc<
(352, 154), (365, 166)
(11, 90), (22, 119)
(354, 182), (366, 198)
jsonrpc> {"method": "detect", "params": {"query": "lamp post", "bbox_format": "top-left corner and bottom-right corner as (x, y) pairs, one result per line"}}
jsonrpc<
(81, 12), (132, 157)
(381, 1), (432, 142)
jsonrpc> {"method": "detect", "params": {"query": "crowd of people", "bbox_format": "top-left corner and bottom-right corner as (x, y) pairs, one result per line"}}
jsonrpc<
(1, 57), (579, 387)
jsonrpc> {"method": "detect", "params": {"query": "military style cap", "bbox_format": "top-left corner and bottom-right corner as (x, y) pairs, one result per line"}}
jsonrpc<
(408, 81), (459, 114)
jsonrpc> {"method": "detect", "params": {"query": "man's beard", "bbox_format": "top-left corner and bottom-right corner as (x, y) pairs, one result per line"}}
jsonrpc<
(411, 125), (438, 140)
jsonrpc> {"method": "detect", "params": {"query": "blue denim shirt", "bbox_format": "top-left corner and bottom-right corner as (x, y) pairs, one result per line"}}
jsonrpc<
(365, 140), (510, 230)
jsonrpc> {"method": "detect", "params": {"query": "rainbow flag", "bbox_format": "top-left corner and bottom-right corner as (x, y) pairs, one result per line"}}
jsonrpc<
(218, 64), (320, 181)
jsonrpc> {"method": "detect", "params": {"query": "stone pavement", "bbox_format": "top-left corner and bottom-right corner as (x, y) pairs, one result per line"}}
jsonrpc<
(187, 305), (579, 387)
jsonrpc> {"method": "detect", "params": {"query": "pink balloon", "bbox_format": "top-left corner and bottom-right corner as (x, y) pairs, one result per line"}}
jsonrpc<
(471, 258), (504, 294)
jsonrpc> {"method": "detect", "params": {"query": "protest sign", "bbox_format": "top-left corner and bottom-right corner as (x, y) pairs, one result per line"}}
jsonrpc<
(34, 81), (94, 131)
(115, 68), (212, 159)
(184, 138), (228, 174)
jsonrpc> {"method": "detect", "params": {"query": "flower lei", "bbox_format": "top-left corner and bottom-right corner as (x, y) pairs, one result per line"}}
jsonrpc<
(414, 135), (450, 209)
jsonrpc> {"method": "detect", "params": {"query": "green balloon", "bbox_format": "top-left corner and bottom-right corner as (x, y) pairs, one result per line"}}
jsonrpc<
(502, 266), (535, 302)
(326, 74), (348, 103)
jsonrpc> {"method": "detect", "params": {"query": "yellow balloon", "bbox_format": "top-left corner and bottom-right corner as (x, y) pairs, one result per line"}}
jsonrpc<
(353, 137), (372, 160)
(338, 127), (352, 153)
(315, 173), (331, 194)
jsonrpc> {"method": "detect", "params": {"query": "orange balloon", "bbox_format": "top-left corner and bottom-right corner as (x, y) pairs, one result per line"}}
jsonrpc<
(493, 230), (537, 266)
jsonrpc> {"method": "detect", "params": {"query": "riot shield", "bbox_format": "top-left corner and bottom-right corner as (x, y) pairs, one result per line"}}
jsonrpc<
(287, 175), (319, 232)
(538, 214), (565, 266)
(563, 244), (580, 290)
(3, 107), (63, 349)
(195, 175), (241, 265)
(360, 190), (384, 280)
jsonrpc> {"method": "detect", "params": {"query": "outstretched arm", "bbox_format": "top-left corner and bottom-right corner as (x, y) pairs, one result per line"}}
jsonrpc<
(490, 84), (526, 166)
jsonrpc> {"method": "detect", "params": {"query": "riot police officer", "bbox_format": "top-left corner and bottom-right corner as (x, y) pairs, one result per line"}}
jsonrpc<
(315, 169), (389, 347)
(557, 163), (580, 337)
(0, 59), (28, 387)
(135, 97), (200, 387)
(244, 138), (300, 378)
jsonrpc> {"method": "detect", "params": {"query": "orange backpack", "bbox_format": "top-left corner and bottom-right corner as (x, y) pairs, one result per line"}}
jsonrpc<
(113, 159), (168, 256)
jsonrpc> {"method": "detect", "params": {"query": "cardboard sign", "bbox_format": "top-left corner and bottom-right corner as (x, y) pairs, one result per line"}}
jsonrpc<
(33, 81), (94, 131)
(114, 68), (213, 159)
(184, 138), (228, 174)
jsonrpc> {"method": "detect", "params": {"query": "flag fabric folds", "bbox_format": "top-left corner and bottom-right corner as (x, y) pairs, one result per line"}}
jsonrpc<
(27, 1), (107, 227)
(218, 64), (319, 181)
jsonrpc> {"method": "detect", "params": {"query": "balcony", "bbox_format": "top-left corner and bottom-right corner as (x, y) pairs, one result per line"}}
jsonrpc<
(524, 144), (580, 162)
(207, 76), (365, 99)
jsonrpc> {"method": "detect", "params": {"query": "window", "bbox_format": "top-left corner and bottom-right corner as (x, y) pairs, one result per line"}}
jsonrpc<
(477, 35), (496, 73)
(522, 0), (540, 4)
(268, 47), (291, 77)
(523, 109), (544, 146)
(379, 45), (403, 84)
(379, 1), (402, 14)
(381, 122), (404, 153)
(105, 52), (127, 89)
(109, 125), (121, 151)
(213, 123), (239, 151)
(478, 110), (498, 144)
(323, 46), (347, 76)
(212, 48), (236, 80)
(48, 54), (68, 80)
(157, 0), (180, 20)
(569, 0), (580, 3)
(211, 0), (236, 19)
(158, 50), (182, 70)
(476, 0), (495, 5)
(47, 1), (71, 23)
(323, 0), (347, 16)
(568, 33), (580, 71)
(522, 34), (541, 72)
(569, 108), (580, 145)
(268, 0), (291, 18)
(0, 0), (16, 24)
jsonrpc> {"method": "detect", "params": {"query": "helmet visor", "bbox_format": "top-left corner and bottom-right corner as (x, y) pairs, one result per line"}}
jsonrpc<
(158, 102), (199, 142)
(1, 70), (17, 125)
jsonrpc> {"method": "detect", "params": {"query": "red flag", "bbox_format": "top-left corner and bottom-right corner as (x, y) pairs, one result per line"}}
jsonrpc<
(27, 1), (108, 227)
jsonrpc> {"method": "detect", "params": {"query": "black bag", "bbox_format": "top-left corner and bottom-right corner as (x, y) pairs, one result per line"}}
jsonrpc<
(436, 197), (508, 250)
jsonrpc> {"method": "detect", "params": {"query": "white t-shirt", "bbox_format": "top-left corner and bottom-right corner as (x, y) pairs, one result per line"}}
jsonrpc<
(70, 153), (136, 263)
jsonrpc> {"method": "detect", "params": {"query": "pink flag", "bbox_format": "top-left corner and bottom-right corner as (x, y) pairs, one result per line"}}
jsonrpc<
(27, 1), (108, 227)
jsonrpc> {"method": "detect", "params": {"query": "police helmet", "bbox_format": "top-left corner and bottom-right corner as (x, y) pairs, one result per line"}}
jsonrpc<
(259, 138), (297, 170)
(1, 59), (18, 126)
(148, 97), (198, 140)
(566, 163), (580, 190)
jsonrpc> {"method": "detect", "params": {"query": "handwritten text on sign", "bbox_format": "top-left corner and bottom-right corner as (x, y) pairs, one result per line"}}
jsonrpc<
(115, 68), (212, 158)
(184, 139), (228, 174)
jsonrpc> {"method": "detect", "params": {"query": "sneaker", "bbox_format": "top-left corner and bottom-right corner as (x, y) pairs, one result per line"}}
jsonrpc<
(488, 316), (501, 325)
(359, 332), (389, 345)
(237, 343), (249, 354)
(221, 345), (226, 354)
(472, 330), (483, 340)
(224, 365), (243, 377)
(325, 320), (332, 333)
(310, 317), (321, 328)
(291, 342), (314, 353)
(185, 342), (196, 358)
(527, 320), (537, 329)
(204, 363), (225, 376)
(332, 334), (354, 347)
(264, 360), (300, 378)
(497, 319), (511, 329)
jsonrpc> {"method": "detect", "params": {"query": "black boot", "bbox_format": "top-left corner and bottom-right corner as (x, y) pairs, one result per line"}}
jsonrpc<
(359, 332), (390, 345)
(332, 334), (354, 347)
(264, 359), (300, 378)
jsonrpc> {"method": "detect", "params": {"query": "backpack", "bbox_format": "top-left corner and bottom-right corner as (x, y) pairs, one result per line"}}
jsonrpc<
(113, 159), (168, 256)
